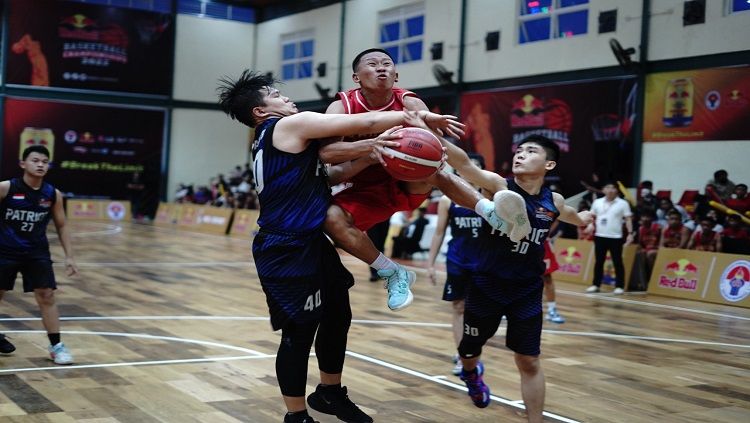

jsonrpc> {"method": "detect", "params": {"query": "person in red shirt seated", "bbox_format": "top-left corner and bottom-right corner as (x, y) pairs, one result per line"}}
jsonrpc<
(725, 183), (749, 215)
(722, 214), (750, 255)
(660, 209), (691, 249)
(688, 216), (721, 252)
(636, 210), (660, 277)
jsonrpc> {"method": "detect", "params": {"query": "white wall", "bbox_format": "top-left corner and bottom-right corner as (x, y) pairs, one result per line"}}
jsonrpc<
(173, 15), (255, 102)
(168, 109), (250, 201)
(255, 4), (342, 102)
(640, 140), (750, 198)
(343, 0), (462, 90)
(462, 0), (643, 82)
(649, 0), (750, 61)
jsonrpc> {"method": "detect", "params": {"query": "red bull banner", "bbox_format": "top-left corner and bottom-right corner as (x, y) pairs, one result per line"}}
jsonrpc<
(157, 204), (233, 235)
(552, 239), (637, 288)
(154, 202), (180, 227)
(66, 199), (131, 221)
(644, 66), (750, 142)
(229, 209), (260, 238)
(648, 249), (750, 308)
(460, 77), (637, 194)
(6, 0), (173, 95)
(2, 97), (165, 200)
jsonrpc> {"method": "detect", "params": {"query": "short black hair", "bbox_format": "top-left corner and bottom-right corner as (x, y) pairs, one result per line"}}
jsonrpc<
(217, 70), (277, 128)
(468, 153), (486, 170)
(667, 209), (682, 218)
(641, 180), (653, 188)
(352, 48), (394, 72)
(737, 183), (747, 190)
(714, 169), (728, 178)
(22, 145), (50, 160)
(516, 134), (560, 161)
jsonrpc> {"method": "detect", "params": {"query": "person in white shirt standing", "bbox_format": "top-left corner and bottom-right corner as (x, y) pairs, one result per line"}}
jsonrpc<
(585, 182), (633, 295)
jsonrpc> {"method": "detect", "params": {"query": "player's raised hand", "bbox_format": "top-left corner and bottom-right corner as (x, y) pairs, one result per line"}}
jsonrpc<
(368, 126), (403, 166)
(408, 111), (466, 139)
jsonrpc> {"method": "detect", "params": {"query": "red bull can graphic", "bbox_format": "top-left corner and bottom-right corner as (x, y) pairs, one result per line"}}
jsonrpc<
(663, 78), (694, 127)
(20, 127), (55, 161)
(659, 258), (699, 291)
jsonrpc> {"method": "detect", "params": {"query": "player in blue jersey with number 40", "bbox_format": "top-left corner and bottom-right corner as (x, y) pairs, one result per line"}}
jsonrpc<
(218, 70), (464, 423)
(0, 145), (78, 364)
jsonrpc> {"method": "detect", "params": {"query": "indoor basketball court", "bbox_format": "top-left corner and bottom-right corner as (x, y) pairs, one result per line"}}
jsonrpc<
(1, 0), (748, 422)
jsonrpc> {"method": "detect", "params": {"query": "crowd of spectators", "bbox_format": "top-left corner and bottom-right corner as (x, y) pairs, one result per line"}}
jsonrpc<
(175, 163), (259, 210)
(564, 169), (749, 283)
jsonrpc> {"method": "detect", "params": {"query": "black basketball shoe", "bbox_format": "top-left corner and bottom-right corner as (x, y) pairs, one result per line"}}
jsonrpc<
(307, 384), (373, 423)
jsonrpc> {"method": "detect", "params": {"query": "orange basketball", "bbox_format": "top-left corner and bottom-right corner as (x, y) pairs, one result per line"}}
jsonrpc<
(382, 127), (443, 181)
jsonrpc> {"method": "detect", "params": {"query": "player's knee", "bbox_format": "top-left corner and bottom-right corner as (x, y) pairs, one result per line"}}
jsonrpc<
(34, 289), (55, 306)
(458, 338), (483, 358)
(325, 205), (354, 239)
(514, 353), (541, 374)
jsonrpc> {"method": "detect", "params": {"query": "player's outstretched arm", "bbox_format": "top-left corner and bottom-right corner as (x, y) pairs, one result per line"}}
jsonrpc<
(554, 193), (594, 227)
(402, 96), (505, 193)
(51, 190), (78, 277)
(426, 196), (451, 286)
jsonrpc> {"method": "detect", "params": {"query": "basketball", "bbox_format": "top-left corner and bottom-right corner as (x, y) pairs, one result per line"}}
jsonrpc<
(382, 127), (443, 181)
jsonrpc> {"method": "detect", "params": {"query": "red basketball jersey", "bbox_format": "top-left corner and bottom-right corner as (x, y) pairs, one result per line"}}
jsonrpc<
(336, 87), (417, 185)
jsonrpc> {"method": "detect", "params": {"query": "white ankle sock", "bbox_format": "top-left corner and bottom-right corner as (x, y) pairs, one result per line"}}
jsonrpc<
(370, 253), (398, 271)
(547, 301), (556, 312)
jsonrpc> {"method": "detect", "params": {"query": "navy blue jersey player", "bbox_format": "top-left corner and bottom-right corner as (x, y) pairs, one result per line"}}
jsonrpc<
(217, 70), (464, 423)
(0, 145), (78, 364)
(456, 135), (593, 423)
(427, 154), (488, 376)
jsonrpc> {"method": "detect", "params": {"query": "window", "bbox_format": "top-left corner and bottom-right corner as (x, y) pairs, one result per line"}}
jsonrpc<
(518, 0), (589, 44)
(378, 3), (424, 64)
(281, 31), (314, 80)
(728, 0), (750, 13)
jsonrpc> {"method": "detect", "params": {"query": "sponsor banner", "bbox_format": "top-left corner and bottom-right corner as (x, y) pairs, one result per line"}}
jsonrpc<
(2, 97), (165, 199)
(229, 209), (259, 238)
(66, 199), (130, 221)
(170, 204), (233, 235)
(552, 239), (637, 288)
(648, 249), (750, 308)
(552, 239), (594, 284)
(154, 202), (180, 227)
(6, 0), (173, 95)
(644, 66), (750, 142)
(460, 77), (636, 195)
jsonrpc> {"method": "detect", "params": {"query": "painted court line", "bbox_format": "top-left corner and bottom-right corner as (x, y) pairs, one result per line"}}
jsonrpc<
(0, 355), (271, 374)
(347, 350), (582, 423)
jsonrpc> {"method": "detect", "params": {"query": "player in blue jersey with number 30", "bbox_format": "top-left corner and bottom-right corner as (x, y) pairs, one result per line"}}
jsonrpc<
(456, 135), (593, 423)
(0, 145), (78, 364)
(218, 70), (464, 423)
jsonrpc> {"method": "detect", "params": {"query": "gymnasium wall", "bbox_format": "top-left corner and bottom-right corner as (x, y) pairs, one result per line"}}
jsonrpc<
(648, 0), (750, 60)
(462, 0), (643, 81)
(172, 14), (256, 102)
(255, 4), (342, 103)
(168, 109), (250, 201)
(640, 140), (750, 198)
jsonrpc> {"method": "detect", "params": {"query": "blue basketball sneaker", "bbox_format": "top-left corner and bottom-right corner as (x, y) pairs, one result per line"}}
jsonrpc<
(460, 362), (490, 408)
(378, 265), (416, 311)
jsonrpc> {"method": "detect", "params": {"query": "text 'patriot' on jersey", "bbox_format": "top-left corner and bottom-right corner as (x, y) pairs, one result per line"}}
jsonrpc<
(447, 202), (484, 271)
(475, 178), (559, 281)
(0, 178), (56, 260)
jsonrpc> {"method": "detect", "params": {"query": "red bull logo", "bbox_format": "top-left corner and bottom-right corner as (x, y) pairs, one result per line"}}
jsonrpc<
(73, 202), (98, 218)
(510, 94), (545, 128)
(557, 246), (583, 274)
(59, 14), (99, 41)
(719, 260), (750, 302)
(659, 258), (699, 291)
(20, 128), (55, 161)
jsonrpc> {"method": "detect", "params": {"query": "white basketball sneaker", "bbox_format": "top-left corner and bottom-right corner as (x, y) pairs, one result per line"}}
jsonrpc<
(494, 190), (531, 242)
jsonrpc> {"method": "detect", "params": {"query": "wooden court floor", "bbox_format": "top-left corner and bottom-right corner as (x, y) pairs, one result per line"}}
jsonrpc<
(0, 221), (747, 423)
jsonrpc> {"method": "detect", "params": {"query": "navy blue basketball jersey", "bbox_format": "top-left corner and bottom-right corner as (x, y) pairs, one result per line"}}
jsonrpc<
(475, 178), (559, 282)
(446, 202), (484, 271)
(252, 118), (330, 234)
(0, 178), (57, 260)
(251, 118), (333, 278)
